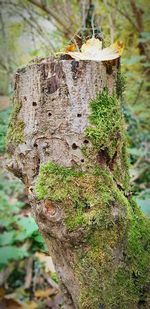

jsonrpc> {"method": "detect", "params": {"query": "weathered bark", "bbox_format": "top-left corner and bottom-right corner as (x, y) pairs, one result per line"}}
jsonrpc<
(7, 57), (150, 309)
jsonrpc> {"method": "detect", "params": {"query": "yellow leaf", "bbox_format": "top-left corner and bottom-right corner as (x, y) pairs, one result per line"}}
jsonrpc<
(35, 288), (56, 298)
(65, 43), (77, 52)
(66, 38), (124, 61)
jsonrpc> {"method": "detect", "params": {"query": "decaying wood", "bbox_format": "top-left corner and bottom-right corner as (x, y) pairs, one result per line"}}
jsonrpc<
(8, 58), (117, 178)
(7, 57), (150, 309)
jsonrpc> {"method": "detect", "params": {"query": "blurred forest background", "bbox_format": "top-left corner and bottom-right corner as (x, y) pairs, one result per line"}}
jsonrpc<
(0, 0), (149, 308)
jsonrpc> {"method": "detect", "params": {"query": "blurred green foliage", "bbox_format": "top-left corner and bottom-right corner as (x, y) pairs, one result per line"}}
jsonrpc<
(0, 157), (47, 269)
(0, 108), (11, 153)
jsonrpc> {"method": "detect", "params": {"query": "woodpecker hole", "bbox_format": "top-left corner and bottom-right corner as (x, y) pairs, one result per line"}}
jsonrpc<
(72, 143), (78, 150)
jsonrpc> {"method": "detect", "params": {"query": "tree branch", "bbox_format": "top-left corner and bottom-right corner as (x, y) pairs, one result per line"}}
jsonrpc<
(107, 1), (138, 31)
(130, 0), (144, 32)
(27, 0), (74, 39)
(129, 0), (149, 60)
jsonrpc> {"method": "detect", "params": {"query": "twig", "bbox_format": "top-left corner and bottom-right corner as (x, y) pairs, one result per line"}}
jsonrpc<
(44, 273), (59, 289)
(27, 0), (73, 39)
(107, 1), (138, 31)
(103, 0), (115, 43)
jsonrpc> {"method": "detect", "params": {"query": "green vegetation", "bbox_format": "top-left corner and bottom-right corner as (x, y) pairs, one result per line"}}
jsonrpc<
(86, 90), (123, 153)
(0, 171), (47, 269)
(85, 89), (129, 190)
(36, 161), (82, 203)
(116, 71), (126, 101)
(36, 161), (115, 230)
(76, 198), (150, 308)
(6, 100), (25, 147)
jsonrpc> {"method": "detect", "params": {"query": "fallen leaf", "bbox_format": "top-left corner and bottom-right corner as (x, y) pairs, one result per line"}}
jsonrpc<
(0, 287), (5, 299)
(35, 252), (55, 273)
(35, 288), (57, 298)
(66, 38), (124, 61)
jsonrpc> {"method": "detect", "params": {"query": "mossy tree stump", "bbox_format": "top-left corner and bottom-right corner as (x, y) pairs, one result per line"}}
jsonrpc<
(7, 57), (150, 309)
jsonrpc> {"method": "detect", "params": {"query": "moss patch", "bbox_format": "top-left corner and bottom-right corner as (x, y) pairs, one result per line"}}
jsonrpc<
(85, 89), (129, 191)
(35, 162), (82, 202)
(6, 99), (24, 147)
(76, 200), (150, 309)
(36, 162), (125, 231)
(86, 90), (123, 154)
(116, 71), (126, 101)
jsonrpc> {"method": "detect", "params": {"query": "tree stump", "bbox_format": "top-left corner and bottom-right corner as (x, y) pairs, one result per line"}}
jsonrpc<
(7, 57), (150, 309)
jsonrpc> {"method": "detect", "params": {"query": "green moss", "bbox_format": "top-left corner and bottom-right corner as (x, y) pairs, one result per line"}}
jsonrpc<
(6, 99), (25, 146)
(76, 199), (150, 309)
(36, 161), (122, 231)
(106, 202), (150, 307)
(126, 200), (150, 282)
(76, 216), (127, 308)
(35, 162), (82, 201)
(86, 89), (122, 154)
(85, 89), (130, 190)
(116, 71), (126, 100)
(7, 120), (25, 146)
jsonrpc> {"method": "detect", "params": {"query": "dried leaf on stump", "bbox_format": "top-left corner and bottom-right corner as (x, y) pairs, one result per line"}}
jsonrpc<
(66, 38), (124, 61)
